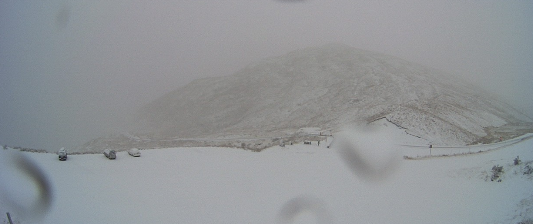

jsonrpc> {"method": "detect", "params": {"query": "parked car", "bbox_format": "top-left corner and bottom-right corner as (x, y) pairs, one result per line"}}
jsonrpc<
(103, 149), (116, 160)
(128, 148), (141, 157)
(58, 147), (67, 161)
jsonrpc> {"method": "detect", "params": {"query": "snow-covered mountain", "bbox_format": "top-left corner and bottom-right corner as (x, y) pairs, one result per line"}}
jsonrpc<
(133, 44), (529, 143)
(80, 44), (531, 151)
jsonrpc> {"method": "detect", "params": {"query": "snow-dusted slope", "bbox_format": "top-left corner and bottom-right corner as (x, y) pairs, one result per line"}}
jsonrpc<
(132, 43), (530, 147)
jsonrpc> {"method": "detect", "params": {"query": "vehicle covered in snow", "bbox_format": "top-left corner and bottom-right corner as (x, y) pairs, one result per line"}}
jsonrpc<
(103, 149), (116, 160)
(58, 147), (67, 161)
(128, 148), (141, 157)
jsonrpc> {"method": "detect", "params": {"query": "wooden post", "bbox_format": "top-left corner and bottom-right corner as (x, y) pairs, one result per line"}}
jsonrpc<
(6, 212), (13, 224)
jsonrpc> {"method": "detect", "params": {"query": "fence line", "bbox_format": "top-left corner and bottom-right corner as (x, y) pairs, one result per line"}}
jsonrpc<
(402, 134), (533, 160)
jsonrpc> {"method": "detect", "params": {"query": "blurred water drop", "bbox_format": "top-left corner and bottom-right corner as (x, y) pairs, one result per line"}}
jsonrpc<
(277, 195), (334, 224)
(55, 3), (70, 31)
(333, 125), (401, 182)
(0, 150), (53, 221)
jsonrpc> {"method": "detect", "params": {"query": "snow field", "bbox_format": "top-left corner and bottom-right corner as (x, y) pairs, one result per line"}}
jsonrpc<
(1, 132), (532, 223)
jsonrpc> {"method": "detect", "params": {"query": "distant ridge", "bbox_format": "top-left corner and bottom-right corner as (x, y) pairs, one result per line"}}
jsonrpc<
(80, 44), (532, 151)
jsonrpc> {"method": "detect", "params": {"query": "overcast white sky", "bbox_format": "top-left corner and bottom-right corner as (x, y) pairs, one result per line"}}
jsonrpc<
(1, 0), (532, 150)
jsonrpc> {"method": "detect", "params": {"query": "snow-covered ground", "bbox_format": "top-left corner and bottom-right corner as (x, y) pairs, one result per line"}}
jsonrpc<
(1, 125), (532, 223)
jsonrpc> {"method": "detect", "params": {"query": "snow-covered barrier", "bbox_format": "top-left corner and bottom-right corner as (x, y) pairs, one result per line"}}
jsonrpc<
(402, 134), (533, 159)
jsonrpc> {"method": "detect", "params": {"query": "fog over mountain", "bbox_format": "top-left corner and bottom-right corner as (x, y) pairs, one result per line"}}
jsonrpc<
(2, 1), (532, 152)
(106, 44), (531, 149)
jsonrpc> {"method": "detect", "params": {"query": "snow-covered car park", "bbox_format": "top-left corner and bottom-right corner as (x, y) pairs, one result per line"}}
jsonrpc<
(1, 130), (533, 223)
